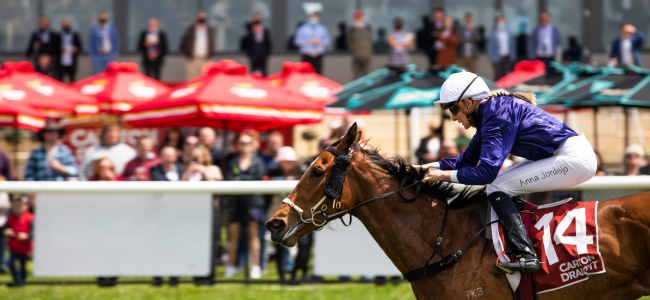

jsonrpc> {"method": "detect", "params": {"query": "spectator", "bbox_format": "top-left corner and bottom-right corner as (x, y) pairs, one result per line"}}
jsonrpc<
(425, 7), (445, 69)
(440, 139), (460, 159)
(26, 16), (60, 65)
(416, 16), (430, 51)
(435, 16), (459, 68)
(457, 13), (479, 73)
(181, 145), (223, 181)
(181, 12), (215, 79)
(609, 23), (646, 67)
(24, 121), (77, 181)
(594, 150), (610, 176)
(476, 25), (487, 52)
(180, 135), (200, 165)
(0, 150), (12, 181)
(224, 133), (266, 279)
(89, 158), (122, 181)
(122, 136), (160, 181)
(34, 53), (60, 80)
(79, 123), (136, 181)
(58, 18), (82, 83)
(261, 131), (284, 171)
(287, 21), (305, 51)
(528, 11), (562, 70)
(488, 16), (516, 81)
(415, 125), (441, 164)
(347, 10), (373, 79)
(138, 18), (168, 80)
(515, 20), (529, 62)
(2, 195), (33, 287)
(150, 146), (185, 181)
(242, 13), (272, 76)
(199, 127), (223, 167)
(335, 22), (347, 51)
(387, 18), (414, 67)
(622, 144), (649, 176)
(373, 28), (389, 52)
(294, 12), (330, 75)
(0, 184), (9, 275)
(454, 125), (471, 152)
(89, 12), (120, 75)
(563, 36), (582, 62)
(161, 127), (184, 155)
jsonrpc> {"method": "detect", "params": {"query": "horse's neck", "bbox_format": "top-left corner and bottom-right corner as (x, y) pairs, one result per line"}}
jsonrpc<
(351, 172), (482, 275)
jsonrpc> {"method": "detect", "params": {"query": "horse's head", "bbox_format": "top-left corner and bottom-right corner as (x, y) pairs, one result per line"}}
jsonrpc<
(265, 123), (362, 247)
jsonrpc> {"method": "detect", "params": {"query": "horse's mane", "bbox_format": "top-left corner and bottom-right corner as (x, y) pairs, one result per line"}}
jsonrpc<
(342, 139), (487, 208)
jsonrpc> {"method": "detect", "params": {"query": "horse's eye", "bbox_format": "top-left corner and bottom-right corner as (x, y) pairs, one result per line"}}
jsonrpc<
(311, 167), (324, 178)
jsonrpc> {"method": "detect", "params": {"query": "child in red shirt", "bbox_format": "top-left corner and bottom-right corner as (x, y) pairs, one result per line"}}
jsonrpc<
(2, 195), (33, 287)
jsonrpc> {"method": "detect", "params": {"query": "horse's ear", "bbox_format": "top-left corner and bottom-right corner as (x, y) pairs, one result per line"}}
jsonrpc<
(336, 122), (358, 153)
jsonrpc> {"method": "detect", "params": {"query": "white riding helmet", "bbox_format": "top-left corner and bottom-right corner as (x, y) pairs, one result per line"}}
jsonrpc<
(434, 71), (490, 106)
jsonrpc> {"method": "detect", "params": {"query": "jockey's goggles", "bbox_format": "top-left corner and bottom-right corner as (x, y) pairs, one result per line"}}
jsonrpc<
(441, 75), (480, 115)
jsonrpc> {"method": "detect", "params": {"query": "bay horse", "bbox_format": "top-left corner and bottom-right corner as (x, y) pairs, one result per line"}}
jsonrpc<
(266, 123), (650, 299)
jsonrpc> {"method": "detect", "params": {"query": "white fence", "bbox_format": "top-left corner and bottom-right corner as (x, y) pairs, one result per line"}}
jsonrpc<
(0, 177), (647, 278)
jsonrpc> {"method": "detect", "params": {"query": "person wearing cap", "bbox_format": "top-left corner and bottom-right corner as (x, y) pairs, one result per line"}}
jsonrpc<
(622, 144), (649, 176)
(347, 10), (373, 79)
(414, 71), (597, 273)
(24, 121), (78, 181)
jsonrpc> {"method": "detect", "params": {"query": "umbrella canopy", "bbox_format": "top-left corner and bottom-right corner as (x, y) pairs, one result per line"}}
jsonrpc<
(71, 62), (170, 114)
(267, 61), (341, 103)
(568, 72), (650, 107)
(0, 69), (78, 117)
(124, 60), (323, 131)
(496, 60), (546, 88)
(347, 73), (447, 111)
(0, 90), (45, 131)
(1, 61), (99, 115)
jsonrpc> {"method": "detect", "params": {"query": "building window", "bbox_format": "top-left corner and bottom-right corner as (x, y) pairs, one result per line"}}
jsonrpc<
(603, 0), (650, 51)
(203, 0), (273, 52)
(0, 0), (38, 53)
(128, 0), (198, 53)
(286, 0), (354, 52)
(548, 0), (582, 50)
(44, 0), (113, 54)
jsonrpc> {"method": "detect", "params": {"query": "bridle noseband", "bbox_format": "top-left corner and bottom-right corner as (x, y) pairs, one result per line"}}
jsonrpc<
(282, 146), (421, 230)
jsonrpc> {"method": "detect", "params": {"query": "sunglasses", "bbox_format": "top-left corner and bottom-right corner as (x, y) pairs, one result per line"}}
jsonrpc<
(442, 101), (460, 115)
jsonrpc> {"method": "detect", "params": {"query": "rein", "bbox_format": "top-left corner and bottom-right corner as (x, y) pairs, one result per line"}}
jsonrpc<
(282, 145), (495, 282)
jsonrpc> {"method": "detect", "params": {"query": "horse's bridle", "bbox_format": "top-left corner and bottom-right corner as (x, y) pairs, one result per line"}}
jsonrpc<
(282, 146), (422, 230)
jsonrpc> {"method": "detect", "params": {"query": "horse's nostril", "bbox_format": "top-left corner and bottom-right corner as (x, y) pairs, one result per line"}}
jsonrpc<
(265, 219), (286, 233)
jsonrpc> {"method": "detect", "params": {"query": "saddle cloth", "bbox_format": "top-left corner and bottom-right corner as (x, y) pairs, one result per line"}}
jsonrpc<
(491, 198), (606, 294)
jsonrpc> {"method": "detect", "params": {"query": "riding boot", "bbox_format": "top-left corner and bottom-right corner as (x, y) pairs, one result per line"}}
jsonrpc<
(497, 213), (540, 273)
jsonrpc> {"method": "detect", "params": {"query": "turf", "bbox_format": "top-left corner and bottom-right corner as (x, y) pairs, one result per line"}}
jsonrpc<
(0, 283), (416, 300)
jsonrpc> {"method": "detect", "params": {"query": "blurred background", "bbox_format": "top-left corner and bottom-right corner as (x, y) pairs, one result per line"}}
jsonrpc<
(0, 0), (648, 299)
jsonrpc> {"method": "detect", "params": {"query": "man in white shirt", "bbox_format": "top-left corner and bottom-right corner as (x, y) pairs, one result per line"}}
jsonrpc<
(457, 13), (479, 73)
(488, 16), (516, 80)
(610, 23), (646, 67)
(79, 123), (136, 181)
(528, 11), (562, 72)
(181, 12), (215, 79)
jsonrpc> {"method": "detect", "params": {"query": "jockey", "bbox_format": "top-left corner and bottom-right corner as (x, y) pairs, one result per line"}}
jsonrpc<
(418, 71), (597, 273)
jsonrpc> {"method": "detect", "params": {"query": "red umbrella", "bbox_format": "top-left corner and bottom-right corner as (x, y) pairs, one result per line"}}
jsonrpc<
(0, 91), (45, 131)
(267, 61), (341, 103)
(0, 69), (78, 117)
(1, 61), (99, 115)
(71, 62), (170, 114)
(124, 60), (324, 131)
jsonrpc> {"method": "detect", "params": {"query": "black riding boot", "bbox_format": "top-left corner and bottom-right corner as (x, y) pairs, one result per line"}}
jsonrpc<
(497, 213), (540, 273)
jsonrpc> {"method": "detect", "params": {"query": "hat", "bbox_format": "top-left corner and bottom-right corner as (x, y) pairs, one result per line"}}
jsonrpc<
(435, 71), (490, 106)
(274, 146), (299, 162)
(625, 144), (646, 157)
(353, 10), (363, 18)
(37, 120), (65, 142)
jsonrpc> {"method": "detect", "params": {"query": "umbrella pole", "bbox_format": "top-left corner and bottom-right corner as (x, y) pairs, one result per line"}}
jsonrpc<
(592, 107), (598, 151)
(624, 107), (629, 148)
(221, 119), (228, 172)
(394, 110), (399, 156)
(13, 127), (18, 179)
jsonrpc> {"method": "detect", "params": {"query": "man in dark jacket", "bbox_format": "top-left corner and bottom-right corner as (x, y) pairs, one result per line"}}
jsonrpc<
(26, 16), (60, 65)
(180, 12), (215, 79)
(58, 18), (82, 83)
(138, 18), (168, 80)
(241, 14), (271, 76)
(150, 146), (184, 181)
(424, 8), (445, 69)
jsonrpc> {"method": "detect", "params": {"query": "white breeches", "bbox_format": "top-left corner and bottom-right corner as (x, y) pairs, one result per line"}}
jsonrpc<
(486, 134), (597, 196)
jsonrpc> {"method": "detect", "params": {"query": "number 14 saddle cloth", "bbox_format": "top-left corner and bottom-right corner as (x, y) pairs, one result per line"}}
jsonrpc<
(490, 198), (605, 295)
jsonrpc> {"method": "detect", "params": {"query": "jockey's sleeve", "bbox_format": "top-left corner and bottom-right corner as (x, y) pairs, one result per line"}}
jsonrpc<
(453, 117), (516, 185)
(438, 130), (482, 170)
